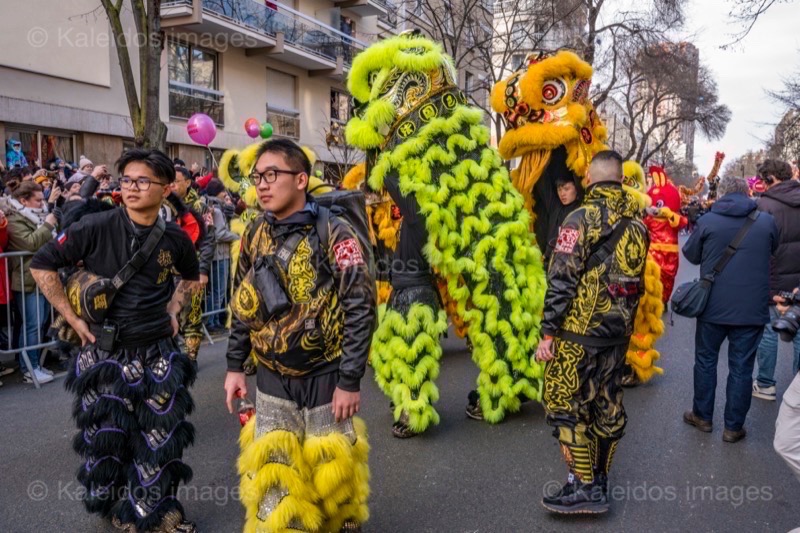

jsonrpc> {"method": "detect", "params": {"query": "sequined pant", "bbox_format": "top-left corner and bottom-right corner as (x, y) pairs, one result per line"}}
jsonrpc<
(238, 385), (370, 533)
(65, 337), (196, 531)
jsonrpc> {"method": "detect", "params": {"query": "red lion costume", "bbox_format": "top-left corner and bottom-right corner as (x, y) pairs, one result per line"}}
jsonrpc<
(646, 166), (688, 303)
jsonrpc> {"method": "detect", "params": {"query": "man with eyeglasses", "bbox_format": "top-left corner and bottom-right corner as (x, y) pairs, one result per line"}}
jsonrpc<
(224, 138), (376, 532)
(30, 149), (201, 532)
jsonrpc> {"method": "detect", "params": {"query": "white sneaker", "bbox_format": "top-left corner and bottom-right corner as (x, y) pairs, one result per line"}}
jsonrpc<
(752, 382), (776, 401)
(22, 368), (54, 385)
(40, 367), (54, 376)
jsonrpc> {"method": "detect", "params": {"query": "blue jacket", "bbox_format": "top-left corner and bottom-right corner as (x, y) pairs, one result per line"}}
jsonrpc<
(682, 192), (779, 326)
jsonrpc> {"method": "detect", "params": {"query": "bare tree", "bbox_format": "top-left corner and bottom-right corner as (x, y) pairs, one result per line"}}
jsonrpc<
(722, 149), (767, 177)
(319, 120), (364, 186)
(616, 41), (731, 167)
(581, 0), (689, 107)
(406, 0), (584, 143)
(725, 0), (797, 44)
(100, 0), (167, 150)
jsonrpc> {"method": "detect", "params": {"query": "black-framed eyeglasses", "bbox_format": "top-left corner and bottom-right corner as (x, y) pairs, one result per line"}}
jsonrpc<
(248, 168), (302, 186)
(119, 177), (168, 191)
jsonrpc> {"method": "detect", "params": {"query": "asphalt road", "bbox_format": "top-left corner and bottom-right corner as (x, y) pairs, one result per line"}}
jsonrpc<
(2, 246), (799, 532)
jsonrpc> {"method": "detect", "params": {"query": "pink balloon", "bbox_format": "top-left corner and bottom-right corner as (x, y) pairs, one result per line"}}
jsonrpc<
(245, 118), (260, 138)
(187, 113), (217, 146)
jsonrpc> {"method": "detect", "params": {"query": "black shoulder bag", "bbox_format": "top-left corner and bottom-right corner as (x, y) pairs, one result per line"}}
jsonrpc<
(66, 216), (167, 326)
(671, 210), (759, 318)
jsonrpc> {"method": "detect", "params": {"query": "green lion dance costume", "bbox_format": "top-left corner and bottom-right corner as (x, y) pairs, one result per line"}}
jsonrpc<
(345, 32), (548, 436)
(490, 50), (665, 386)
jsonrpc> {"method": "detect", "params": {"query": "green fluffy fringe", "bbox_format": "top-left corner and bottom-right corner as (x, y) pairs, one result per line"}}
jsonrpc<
(371, 303), (449, 433)
(369, 106), (548, 423)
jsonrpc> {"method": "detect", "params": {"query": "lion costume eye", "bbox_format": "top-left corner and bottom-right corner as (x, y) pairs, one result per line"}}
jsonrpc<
(541, 78), (567, 105)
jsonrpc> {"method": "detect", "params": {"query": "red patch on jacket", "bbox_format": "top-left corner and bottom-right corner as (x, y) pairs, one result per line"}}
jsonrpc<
(554, 228), (579, 254)
(333, 238), (364, 269)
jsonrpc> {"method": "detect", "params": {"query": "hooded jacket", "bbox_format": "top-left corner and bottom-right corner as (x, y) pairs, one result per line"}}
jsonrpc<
(541, 182), (650, 345)
(757, 179), (800, 297)
(683, 193), (779, 326)
(227, 199), (377, 392)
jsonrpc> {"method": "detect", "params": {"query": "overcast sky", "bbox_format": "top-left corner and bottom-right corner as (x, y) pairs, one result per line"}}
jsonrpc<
(687, 0), (800, 171)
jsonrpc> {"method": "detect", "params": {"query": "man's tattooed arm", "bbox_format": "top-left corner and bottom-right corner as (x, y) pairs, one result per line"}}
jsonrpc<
(167, 279), (202, 318)
(31, 268), (95, 345)
(31, 268), (79, 324)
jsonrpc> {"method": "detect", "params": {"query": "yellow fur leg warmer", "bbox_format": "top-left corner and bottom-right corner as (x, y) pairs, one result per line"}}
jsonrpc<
(304, 417), (371, 532)
(237, 418), (324, 533)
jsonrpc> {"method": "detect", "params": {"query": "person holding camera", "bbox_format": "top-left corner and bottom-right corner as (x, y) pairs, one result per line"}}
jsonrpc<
(753, 159), (800, 401)
(682, 177), (779, 443)
(224, 139), (376, 532)
(774, 287), (800, 482)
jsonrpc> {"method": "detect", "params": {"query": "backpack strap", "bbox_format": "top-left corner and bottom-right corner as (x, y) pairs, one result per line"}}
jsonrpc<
(315, 206), (332, 275)
(584, 217), (633, 273)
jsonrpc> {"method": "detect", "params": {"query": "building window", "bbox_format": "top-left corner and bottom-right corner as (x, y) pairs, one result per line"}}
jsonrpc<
(443, 0), (454, 36)
(168, 40), (224, 125)
(329, 89), (352, 146)
(4, 128), (75, 169)
(511, 53), (526, 71)
(267, 68), (300, 139)
(465, 72), (474, 96)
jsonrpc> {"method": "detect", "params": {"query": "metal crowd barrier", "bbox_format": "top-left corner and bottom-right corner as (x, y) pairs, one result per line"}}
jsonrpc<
(0, 251), (234, 388)
(0, 251), (58, 389)
(200, 256), (232, 344)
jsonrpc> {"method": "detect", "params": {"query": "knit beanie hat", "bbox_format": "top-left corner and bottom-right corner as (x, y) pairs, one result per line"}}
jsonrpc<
(79, 155), (93, 170)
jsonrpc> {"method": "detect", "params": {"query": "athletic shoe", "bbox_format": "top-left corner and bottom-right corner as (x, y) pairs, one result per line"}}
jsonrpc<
(40, 367), (54, 376)
(542, 478), (609, 514)
(752, 382), (776, 401)
(0, 363), (15, 377)
(465, 390), (483, 421)
(22, 368), (54, 384)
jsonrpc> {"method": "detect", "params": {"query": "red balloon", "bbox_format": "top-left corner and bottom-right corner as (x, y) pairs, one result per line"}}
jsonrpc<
(245, 118), (260, 138)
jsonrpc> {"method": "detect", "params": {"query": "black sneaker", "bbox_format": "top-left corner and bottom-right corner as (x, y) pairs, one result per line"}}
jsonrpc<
(466, 390), (483, 421)
(542, 478), (609, 514)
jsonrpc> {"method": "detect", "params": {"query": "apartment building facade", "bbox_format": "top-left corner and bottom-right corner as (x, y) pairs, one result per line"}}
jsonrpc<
(0, 0), (401, 178)
(2, 0), (497, 179)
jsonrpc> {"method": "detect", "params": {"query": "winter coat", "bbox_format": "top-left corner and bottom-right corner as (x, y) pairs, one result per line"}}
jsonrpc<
(683, 192), (779, 326)
(206, 196), (239, 261)
(541, 182), (650, 345)
(227, 200), (377, 392)
(757, 179), (800, 298)
(6, 209), (56, 293)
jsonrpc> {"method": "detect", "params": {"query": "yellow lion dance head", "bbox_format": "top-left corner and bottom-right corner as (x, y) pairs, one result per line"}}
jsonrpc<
(490, 50), (607, 228)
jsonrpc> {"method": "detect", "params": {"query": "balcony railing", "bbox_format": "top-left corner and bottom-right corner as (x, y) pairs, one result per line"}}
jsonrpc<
(266, 106), (300, 139)
(169, 81), (224, 125)
(202, 0), (365, 66)
(377, 1), (398, 28)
